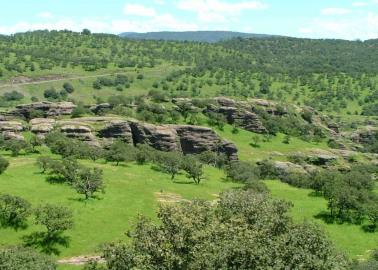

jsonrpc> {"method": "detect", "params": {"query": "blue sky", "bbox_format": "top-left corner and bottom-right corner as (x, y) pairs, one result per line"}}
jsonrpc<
(0, 0), (378, 39)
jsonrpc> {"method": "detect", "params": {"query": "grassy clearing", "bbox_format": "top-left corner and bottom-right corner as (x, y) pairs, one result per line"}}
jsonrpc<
(217, 124), (329, 162)
(0, 154), (240, 259)
(265, 180), (378, 259)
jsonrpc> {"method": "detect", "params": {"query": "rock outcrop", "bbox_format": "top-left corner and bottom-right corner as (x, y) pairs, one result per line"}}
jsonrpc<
(11, 102), (76, 118)
(129, 121), (179, 152)
(59, 122), (94, 141)
(98, 120), (238, 159)
(349, 126), (377, 144)
(30, 118), (55, 137)
(0, 120), (24, 140)
(217, 106), (267, 133)
(273, 161), (307, 175)
(98, 120), (133, 144)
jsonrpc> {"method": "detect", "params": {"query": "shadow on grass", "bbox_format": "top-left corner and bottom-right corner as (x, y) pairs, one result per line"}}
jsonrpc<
(0, 221), (28, 231)
(313, 211), (339, 224)
(172, 180), (196, 185)
(67, 195), (104, 203)
(23, 231), (70, 255)
(45, 175), (66, 184)
(249, 143), (261, 148)
(308, 191), (324, 197)
(361, 224), (377, 233)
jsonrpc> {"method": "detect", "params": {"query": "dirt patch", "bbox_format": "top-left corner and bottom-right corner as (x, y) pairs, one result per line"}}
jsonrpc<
(58, 255), (104, 265)
(154, 192), (188, 203)
(11, 75), (67, 84)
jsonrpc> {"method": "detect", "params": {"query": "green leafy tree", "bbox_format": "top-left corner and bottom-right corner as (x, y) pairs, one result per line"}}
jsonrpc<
(0, 246), (56, 270)
(34, 204), (74, 237)
(0, 156), (9, 174)
(0, 194), (31, 228)
(74, 168), (104, 200)
(156, 151), (183, 180)
(102, 190), (349, 269)
(182, 155), (204, 184)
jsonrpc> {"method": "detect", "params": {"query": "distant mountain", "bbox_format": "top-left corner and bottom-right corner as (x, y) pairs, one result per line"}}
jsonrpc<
(119, 31), (274, 43)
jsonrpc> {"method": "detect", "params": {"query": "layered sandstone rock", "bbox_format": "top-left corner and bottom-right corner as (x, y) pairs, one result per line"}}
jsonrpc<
(11, 101), (76, 118)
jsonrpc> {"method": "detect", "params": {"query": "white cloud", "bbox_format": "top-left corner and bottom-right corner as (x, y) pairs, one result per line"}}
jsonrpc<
(352, 2), (368, 7)
(177, 0), (268, 22)
(321, 8), (351, 16)
(37, 12), (53, 19)
(297, 12), (378, 40)
(0, 13), (198, 35)
(123, 4), (156, 17)
(154, 0), (165, 5)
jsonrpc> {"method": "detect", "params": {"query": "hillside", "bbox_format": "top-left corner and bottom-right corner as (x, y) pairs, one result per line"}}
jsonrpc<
(0, 30), (377, 269)
(119, 31), (273, 42)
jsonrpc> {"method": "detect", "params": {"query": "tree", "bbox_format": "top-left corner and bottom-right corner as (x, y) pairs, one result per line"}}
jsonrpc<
(81, 29), (91, 35)
(43, 88), (59, 100)
(35, 156), (54, 173)
(0, 156), (9, 174)
(156, 151), (182, 180)
(251, 134), (261, 147)
(105, 140), (134, 165)
(29, 134), (43, 153)
(0, 246), (56, 270)
(63, 82), (74, 93)
(74, 168), (104, 200)
(102, 190), (349, 269)
(182, 155), (204, 184)
(4, 139), (30, 156)
(34, 204), (73, 237)
(0, 194), (31, 228)
(283, 134), (291, 144)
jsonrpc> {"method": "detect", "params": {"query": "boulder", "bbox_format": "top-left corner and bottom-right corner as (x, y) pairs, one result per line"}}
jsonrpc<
(30, 118), (55, 137)
(349, 126), (377, 144)
(218, 140), (238, 161)
(217, 106), (267, 133)
(129, 121), (179, 152)
(306, 150), (338, 165)
(98, 120), (133, 144)
(0, 121), (23, 133)
(273, 161), (307, 175)
(174, 125), (222, 154)
(90, 103), (112, 114)
(11, 101), (76, 118)
(213, 97), (237, 107)
(59, 124), (95, 141)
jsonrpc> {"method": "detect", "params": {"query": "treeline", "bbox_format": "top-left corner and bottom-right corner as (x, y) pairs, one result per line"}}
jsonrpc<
(221, 37), (378, 75)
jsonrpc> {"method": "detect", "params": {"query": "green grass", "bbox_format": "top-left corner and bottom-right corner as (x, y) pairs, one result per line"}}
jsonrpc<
(0, 154), (240, 259)
(217, 124), (329, 162)
(265, 180), (378, 259)
(0, 64), (178, 106)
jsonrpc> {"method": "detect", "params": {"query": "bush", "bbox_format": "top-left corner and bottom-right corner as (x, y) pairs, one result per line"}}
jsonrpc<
(226, 161), (260, 183)
(0, 194), (31, 228)
(43, 88), (60, 100)
(0, 246), (56, 270)
(0, 156), (9, 174)
(2, 91), (24, 101)
(63, 82), (74, 93)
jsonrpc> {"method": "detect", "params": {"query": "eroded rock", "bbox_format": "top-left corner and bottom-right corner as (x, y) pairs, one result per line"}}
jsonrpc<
(11, 101), (76, 118)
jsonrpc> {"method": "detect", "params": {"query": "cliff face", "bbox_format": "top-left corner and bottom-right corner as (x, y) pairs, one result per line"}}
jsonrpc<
(23, 117), (239, 160)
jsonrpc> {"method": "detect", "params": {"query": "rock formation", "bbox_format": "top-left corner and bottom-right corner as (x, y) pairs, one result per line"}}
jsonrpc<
(11, 101), (76, 118)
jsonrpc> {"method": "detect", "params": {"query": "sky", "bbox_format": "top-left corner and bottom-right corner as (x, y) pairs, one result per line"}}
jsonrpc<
(0, 0), (378, 40)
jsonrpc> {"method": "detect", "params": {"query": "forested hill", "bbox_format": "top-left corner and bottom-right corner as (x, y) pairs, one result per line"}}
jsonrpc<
(2, 30), (378, 77)
(220, 37), (378, 74)
(119, 31), (273, 42)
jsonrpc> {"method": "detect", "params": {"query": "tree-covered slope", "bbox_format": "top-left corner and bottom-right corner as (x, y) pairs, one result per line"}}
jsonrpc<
(119, 31), (274, 42)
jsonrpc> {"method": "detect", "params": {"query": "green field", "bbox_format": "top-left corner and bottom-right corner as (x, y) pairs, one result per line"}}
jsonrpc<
(0, 151), (240, 260)
(266, 180), (378, 259)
